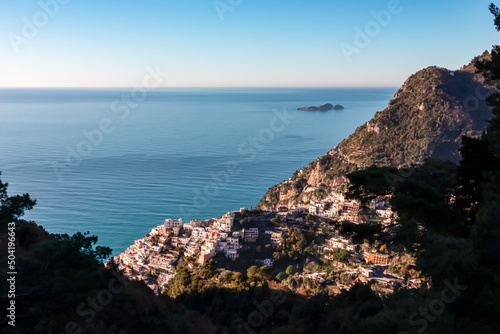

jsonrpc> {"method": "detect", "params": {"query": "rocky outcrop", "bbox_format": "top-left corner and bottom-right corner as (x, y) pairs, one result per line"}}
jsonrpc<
(337, 66), (493, 167)
(297, 103), (344, 111)
(258, 55), (494, 211)
(298, 106), (320, 111)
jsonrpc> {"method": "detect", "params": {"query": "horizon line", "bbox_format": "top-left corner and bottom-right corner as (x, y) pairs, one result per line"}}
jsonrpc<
(0, 86), (400, 89)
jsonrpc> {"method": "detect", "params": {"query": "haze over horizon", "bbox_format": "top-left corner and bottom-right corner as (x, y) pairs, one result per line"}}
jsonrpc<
(1, 0), (498, 88)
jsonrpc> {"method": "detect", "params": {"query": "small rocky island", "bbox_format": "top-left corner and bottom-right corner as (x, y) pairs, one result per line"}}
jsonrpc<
(297, 103), (344, 111)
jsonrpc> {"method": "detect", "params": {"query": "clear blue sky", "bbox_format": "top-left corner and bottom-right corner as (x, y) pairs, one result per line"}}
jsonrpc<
(1, 0), (499, 87)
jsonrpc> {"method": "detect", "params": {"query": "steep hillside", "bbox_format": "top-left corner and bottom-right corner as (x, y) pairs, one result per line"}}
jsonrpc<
(257, 57), (494, 210)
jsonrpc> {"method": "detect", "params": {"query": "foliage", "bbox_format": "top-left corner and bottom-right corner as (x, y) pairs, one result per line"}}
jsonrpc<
(276, 272), (287, 281)
(0, 171), (36, 233)
(346, 166), (398, 204)
(201, 259), (217, 279)
(340, 221), (382, 244)
(325, 249), (350, 262)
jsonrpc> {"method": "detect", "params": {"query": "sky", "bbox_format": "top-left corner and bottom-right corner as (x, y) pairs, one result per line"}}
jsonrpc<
(0, 0), (499, 88)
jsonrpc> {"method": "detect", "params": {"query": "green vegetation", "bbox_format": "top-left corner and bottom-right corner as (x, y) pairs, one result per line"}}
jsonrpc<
(0, 171), (36, 233)
(338, 65), (492, 167)
(324, 249), (350, 262)
(276, 271), (287, 281)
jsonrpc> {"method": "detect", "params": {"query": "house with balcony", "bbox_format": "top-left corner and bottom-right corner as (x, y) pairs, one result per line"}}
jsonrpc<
(243, 228), (259, 242)
(164, 218), (183, 229)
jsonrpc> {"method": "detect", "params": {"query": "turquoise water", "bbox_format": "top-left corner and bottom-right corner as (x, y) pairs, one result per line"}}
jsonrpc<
(0, 87), (396, 255)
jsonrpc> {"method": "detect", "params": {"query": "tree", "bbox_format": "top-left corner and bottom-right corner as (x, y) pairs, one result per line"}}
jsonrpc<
(231, 272), (244, 286)
(0, 171), (36, 231)
(285, 265), (294, 276)
(201, 259), (217, 279)
(490, 3), (500, 31)
(166, 265), (192, 298)
(304, 245), (316, 255)
(247, 265), (259, 278)
(331, 249), (349, 262)
(346, 166), (397, 205)
(296, 239), (307, 252)
(53, 231), (112, 262)
(258, 266), (272, 280)
(276, 272), (287, 281)
(454, 136), (500, 228)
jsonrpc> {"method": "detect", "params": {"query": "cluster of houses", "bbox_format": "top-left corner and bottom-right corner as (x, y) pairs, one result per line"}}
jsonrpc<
(304, 193), (395, 226)
(112, 236), (178, 292)
(177, 214), (242, 262)
(111, 193), (398, 295)
(112, 210), (291, 293)
(307, 193), (362, 222)
(318, 233), (357, 260)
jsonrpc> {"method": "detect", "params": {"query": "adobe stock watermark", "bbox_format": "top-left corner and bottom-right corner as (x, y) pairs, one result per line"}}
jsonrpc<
(385, 167), (414, 188)
(213, 0), (243, 21)
(51, 66), (169, 181)
(235, 290), (286, 334)
(340, 0), (411, 63)
(463, 83), (492, 112)
(399, 277), (467, 334)
(178, 106), (296, 217)
(53, 270), (129, 334)
(7, 0), (72, 53)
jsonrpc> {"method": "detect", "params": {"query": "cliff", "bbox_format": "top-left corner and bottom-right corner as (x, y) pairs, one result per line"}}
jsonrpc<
(257, 57), (494, 210)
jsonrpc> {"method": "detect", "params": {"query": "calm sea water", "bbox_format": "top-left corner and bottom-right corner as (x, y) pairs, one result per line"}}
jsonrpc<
(0, 87), (396, 255)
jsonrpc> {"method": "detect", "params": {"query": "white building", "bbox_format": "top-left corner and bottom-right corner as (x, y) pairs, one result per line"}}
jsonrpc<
(220, 213), (235, 232)
(150, 245), (163, 253)
(225, 249), (239, 260)
(263, 258), (274, 267)
(292, 205), (306, 214)
(184, 243), (199, 257)
(324, 235), (357, 252)
(149, 254), (176, 270)
(226, 237), (239, 250)
(361, 267), (374, 278)
(309, 205), (319, 215)
(164, 218), (183, 229)
(183, 219), (202, 230)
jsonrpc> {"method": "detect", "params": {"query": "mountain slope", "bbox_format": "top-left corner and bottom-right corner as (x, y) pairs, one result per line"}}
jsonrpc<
(257, 56), (494, 210)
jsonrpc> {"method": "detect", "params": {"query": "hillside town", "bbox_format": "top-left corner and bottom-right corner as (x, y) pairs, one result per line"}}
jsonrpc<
(110, 190), (417, 296)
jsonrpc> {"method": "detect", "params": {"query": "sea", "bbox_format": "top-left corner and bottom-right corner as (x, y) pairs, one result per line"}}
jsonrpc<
(0, 87), (396, 256)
